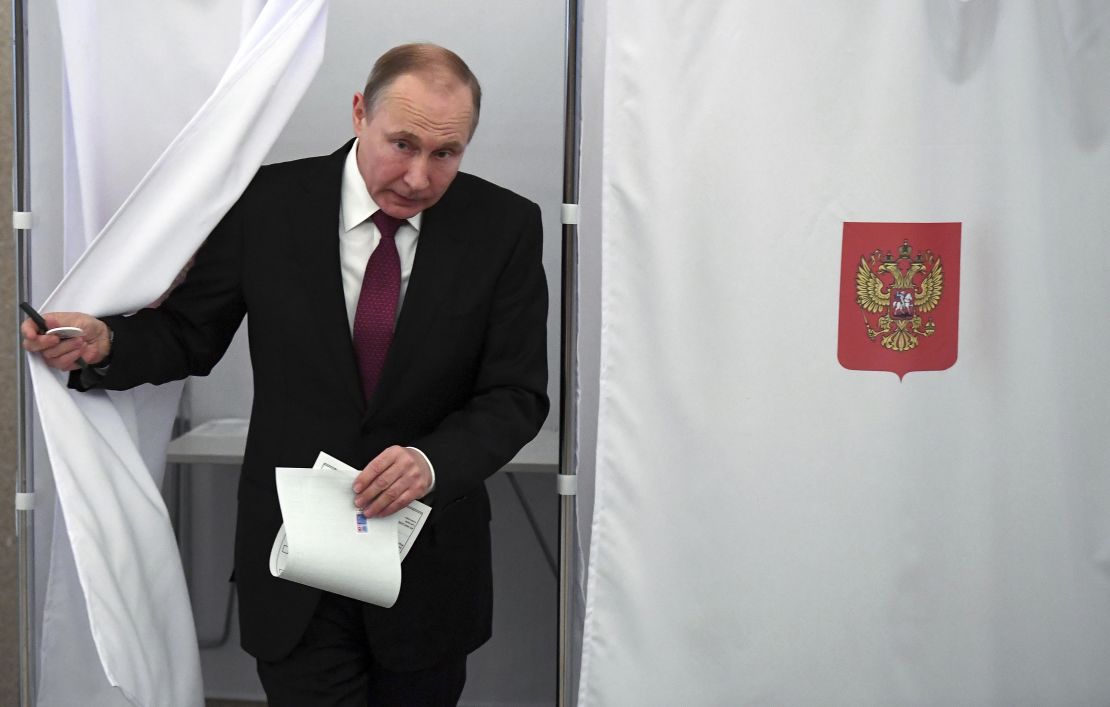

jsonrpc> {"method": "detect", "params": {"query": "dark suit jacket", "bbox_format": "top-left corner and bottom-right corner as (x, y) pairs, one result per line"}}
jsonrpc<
(89, 141), (549, 669)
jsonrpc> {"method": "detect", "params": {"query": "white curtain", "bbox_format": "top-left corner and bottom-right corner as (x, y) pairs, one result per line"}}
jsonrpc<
(32, 2), (327, 704)
(579, 1), (1110, 704)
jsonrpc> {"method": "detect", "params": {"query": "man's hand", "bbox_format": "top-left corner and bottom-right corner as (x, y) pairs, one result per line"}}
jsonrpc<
(353, 446), (432, 518)
(21, 312), (111, 371)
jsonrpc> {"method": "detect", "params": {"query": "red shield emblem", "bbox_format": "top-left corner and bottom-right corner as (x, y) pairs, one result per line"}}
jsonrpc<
(838, 222), (961, 379)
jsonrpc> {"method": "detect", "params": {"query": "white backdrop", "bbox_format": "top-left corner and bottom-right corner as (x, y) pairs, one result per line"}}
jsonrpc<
(579, 1), (1110, 705)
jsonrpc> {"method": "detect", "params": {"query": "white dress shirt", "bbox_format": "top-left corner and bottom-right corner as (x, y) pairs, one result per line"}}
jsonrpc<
(339, 140), (435, 492)
(339, 140), (422, 330)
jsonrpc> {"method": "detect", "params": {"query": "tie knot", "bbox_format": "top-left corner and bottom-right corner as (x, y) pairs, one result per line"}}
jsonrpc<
(371, 210), (406, 241)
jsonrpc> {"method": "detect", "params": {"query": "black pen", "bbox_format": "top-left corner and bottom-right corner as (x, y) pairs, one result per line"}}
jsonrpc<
(20, 301), (89, 369)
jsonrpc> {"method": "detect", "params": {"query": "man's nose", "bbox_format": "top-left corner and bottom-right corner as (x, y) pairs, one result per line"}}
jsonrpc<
(403, 157), (430, 191)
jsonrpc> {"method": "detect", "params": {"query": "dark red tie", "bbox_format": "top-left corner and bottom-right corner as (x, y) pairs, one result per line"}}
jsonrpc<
(353, 211), (404, 401)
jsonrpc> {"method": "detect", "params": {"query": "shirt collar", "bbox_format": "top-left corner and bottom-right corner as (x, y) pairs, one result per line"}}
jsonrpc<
(340, 139), (422, 233)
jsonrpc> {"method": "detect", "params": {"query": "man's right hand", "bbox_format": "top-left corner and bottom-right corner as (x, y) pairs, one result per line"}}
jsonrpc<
(21, 312), (112, 371)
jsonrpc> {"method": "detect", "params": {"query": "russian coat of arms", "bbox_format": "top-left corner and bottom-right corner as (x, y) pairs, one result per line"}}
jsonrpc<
(855, 239), (944, 352)
(838, 222), (961, 379)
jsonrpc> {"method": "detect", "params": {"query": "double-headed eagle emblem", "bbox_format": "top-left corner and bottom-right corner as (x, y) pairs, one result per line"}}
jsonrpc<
(855, 239), (945, 352)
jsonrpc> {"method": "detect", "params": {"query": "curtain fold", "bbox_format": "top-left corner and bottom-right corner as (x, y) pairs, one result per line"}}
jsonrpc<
(34, 2), (328, 704)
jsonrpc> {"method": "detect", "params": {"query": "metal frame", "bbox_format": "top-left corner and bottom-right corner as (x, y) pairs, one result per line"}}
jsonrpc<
(13, 0), (35, 704)
(558, 0), (583, 705)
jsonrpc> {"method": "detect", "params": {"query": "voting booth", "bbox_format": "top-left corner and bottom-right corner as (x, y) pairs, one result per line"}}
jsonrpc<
(15, 1), (572, 704)
(15, 1), (1110, 706)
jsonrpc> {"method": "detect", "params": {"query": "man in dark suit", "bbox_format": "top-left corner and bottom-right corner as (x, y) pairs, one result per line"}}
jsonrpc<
(23, 43), (549, 706)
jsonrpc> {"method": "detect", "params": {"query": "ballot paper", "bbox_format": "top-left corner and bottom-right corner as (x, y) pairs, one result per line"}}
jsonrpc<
(269, 452), (431, 607)
(313, 452), (431, 561)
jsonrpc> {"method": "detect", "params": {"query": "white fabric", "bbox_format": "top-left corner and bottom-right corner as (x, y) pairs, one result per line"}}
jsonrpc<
(41, 8), (245, 703)
(32, 2), (328, 705)
(580, 2), (1110, 705)
(339, 140), (422, 331)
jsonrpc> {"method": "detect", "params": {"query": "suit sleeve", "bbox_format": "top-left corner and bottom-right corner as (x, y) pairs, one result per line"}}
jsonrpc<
(82, 197), (248, 391)
(412, 201), (550, 505)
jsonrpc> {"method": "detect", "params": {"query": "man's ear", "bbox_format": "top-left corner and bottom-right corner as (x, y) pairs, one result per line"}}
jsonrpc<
(352, 92), (366, 128)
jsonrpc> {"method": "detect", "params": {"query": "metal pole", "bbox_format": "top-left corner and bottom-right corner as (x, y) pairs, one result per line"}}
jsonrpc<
(12, 0), (36, 704)
(557, 0), (582, 705)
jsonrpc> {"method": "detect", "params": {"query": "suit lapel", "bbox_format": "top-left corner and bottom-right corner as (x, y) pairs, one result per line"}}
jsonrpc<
(292, 142), (366, 414)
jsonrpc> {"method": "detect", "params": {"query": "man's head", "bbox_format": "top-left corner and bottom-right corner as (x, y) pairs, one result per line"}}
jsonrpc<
(352, 44), (482, 219)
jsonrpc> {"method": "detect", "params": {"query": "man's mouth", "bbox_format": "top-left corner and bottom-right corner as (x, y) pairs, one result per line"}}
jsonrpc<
(390, 190), (423, 204)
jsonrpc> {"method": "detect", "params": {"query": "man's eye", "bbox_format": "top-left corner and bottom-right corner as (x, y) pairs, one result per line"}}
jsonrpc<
(393, 141), (410, 151)
(434, 150), (454, 159)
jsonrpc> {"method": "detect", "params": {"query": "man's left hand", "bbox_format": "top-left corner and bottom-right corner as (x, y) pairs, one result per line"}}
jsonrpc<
(353, 446), (432, 518)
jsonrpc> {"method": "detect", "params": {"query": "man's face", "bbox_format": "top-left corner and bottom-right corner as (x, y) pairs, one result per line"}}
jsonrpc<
(352, 73), (474, 219)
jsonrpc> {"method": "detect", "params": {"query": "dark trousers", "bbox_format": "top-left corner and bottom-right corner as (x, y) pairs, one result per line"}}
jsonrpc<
(256, 593), (467, 707)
